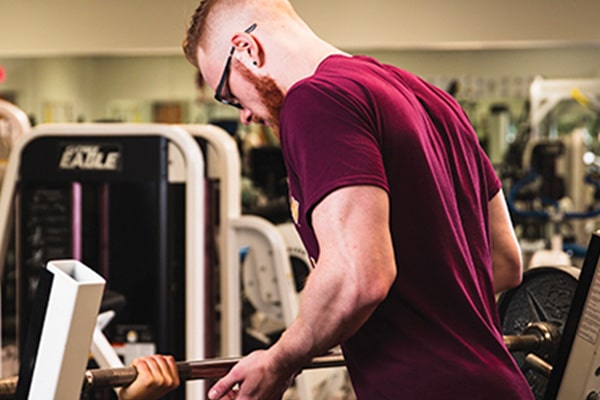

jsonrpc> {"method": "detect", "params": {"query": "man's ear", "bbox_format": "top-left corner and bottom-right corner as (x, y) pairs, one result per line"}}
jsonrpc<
(231, 31), (263, 68)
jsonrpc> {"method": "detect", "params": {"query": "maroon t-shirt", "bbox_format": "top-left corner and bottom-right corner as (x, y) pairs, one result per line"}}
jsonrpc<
(279, 55), (533, 399)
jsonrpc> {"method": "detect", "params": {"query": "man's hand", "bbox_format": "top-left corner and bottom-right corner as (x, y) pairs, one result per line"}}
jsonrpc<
(207, 350), (297, 400)
(118, 355), (180, 400)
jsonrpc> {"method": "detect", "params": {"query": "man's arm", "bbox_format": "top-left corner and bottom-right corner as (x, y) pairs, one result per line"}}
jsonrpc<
(489, 189), (523, 294)
(207, 185), (397, 399)
(267, 184), (397, 370)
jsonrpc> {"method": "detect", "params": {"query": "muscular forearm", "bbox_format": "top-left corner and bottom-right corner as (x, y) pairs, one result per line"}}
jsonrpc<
(267, 257), (387, 370)
(267, 187), (396, 372)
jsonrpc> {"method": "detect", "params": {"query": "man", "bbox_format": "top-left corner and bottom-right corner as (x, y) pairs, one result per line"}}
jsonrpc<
(122, 0), (533, 398)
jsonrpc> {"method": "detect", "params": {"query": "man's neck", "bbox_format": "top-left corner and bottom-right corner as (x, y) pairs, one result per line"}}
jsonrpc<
(272, 35), (349, 93)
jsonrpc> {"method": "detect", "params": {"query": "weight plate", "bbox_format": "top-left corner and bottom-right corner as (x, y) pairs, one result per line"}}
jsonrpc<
(498, 266), (579, 400)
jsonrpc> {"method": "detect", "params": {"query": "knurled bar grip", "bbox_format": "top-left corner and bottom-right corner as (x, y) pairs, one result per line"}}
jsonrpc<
(0, 353), (346, 398)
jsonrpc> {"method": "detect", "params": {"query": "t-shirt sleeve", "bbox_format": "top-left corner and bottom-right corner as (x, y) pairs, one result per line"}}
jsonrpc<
(281, 82), (389, 224)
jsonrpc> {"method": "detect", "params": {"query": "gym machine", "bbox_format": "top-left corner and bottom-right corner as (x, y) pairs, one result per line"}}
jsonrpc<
(0, 123), (207, 400)
(0, 100), (30, 381)
(529, 77), (600, 140)
(12, 260), (106, 399)
(502, 76), (600, 260)
(507, 137), (600, 270)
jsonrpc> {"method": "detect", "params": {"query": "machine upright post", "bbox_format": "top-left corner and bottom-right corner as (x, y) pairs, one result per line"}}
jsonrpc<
(15, 260), (105, 399)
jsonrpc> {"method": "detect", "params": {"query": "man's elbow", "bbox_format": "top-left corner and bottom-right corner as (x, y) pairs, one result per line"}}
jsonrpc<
(494, 266), (523, 294)
(504, 269), (523, 290)
(366, 265), (397, 305)
(493, 253), (524, 293)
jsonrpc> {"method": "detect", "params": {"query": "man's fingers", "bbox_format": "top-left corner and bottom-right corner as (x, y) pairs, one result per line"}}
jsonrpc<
(208, 377), (240, 400)
(163, 355), (180, 387)
(132, 355), (178, 387)
(131, 358), (154, 384)
(149, 355), (178, 386)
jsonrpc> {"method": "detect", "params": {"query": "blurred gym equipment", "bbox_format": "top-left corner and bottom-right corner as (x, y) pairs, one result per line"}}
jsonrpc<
(499, 232), (600, 399)
(0, 123), (207, 399)
(0, 100), (30, 184)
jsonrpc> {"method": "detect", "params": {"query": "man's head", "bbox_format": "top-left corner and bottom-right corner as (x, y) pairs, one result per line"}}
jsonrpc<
(182, 0), (309, 131)
(183, 0), (304, 69)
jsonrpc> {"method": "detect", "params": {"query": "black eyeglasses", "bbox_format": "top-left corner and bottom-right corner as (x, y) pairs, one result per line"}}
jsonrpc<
(214, 23), (257, 109)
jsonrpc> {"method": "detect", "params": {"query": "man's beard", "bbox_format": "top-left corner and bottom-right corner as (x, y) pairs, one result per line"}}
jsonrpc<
(235, 60), (285, 137)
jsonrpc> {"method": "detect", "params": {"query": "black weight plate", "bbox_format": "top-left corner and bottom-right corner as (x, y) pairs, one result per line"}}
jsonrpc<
(497, 266), (579, 400)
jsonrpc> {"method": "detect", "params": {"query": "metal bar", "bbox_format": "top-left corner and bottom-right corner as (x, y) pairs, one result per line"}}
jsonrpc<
(0, 320), (557, 399)
(503, 332), (544, 352)
(503, 321), (560, 354)
(0, 353), (346, 398)
(524, 353), (553, 377)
